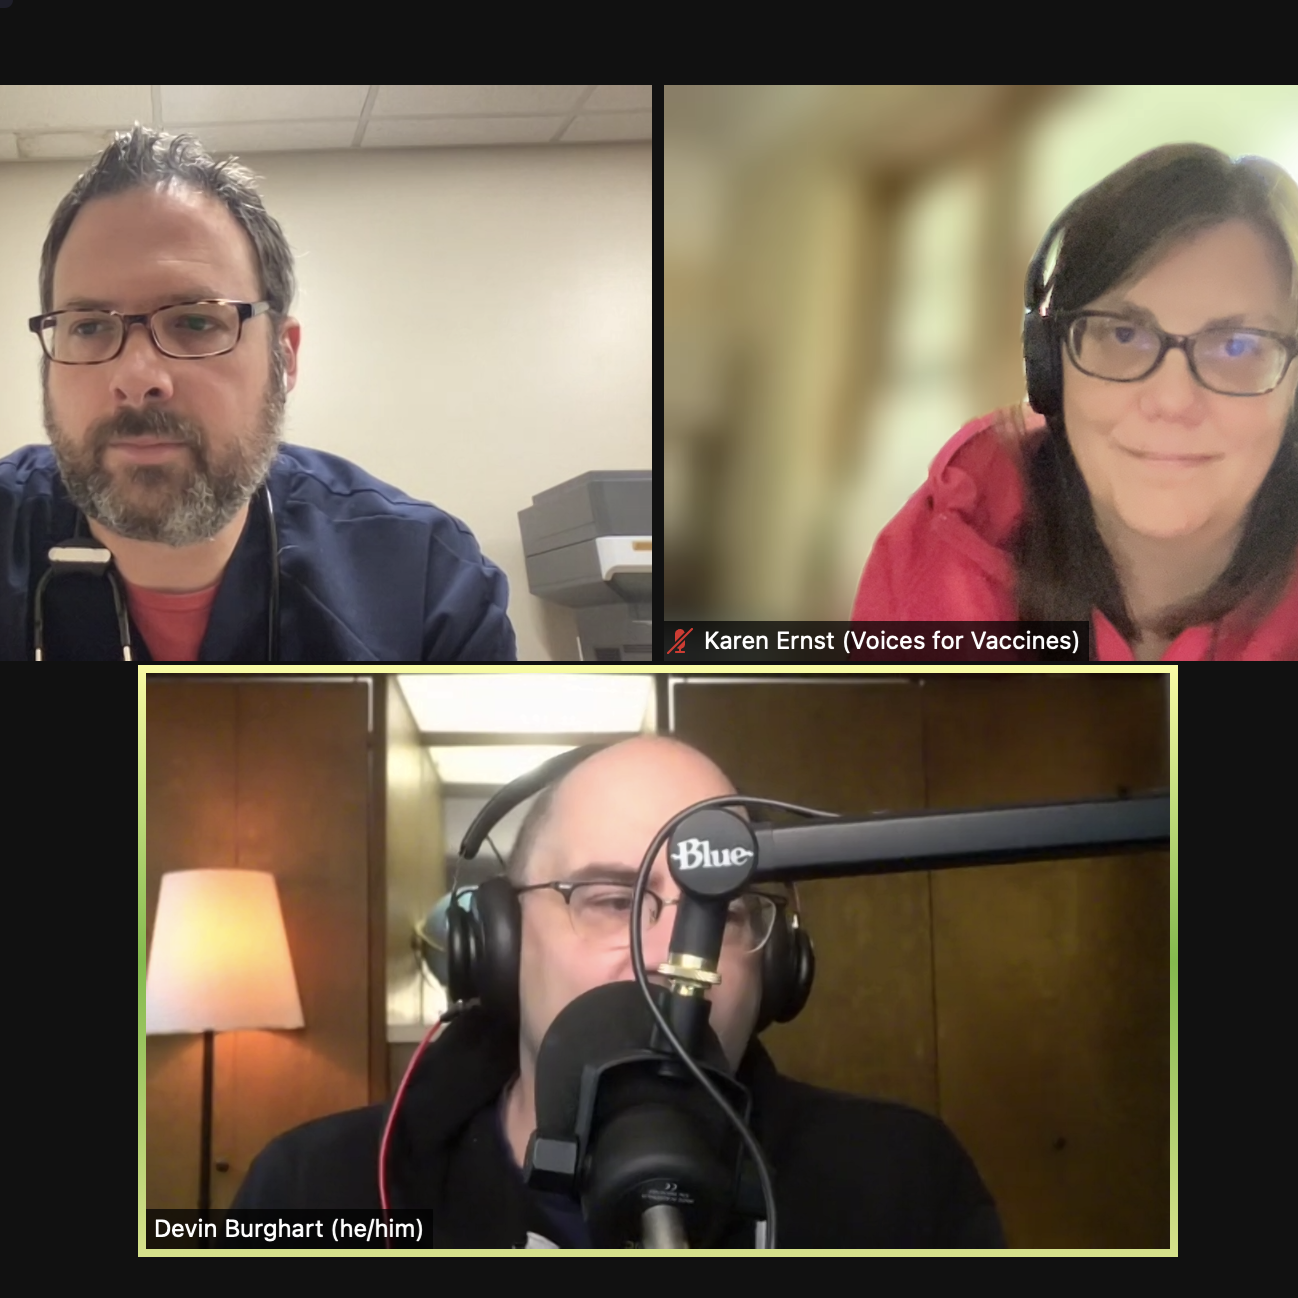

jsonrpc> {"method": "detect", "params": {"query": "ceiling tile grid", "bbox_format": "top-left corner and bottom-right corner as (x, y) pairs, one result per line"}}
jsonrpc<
(0, 85), (653, 160)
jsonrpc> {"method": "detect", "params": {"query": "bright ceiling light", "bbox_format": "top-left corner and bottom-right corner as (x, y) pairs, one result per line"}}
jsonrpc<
(428, 745), (580, 787)
(398, 674), (655, 735)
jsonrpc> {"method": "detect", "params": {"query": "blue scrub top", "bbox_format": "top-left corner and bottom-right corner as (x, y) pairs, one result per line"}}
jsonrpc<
(0, 444), (518, 662)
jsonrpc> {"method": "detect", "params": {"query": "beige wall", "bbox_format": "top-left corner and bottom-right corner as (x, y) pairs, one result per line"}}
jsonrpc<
(0, 143), (651, 661)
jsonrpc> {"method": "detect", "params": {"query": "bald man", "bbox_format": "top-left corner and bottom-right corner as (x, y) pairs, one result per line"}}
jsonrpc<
(233, 738), (1004, 1249)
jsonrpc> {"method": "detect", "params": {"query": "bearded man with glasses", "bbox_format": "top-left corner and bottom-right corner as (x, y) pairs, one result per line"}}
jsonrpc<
(1, 125), (515, 662)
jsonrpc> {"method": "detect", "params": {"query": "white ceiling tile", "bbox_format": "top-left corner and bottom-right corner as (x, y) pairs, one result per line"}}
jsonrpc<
(167, 121), (360, 155)
(562, 112), (654, 143)
(0, 133), (19, 162)
(373, 85), (588, 117)
(0, 85), (154, 132)
(363, 116), (565, 148)
(17, 130), (120, 160)
(585, 85), (653, 112)
(161, 85), (370, 123)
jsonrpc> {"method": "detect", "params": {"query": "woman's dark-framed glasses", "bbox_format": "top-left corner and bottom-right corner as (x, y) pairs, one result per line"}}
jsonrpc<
(28, 300), (271, 364)
(1061, 310), (1298, 396)
(515, 879), (785, 954)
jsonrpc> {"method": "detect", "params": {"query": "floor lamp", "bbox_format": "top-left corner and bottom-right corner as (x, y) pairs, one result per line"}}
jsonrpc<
(146, 870), (305, 1221)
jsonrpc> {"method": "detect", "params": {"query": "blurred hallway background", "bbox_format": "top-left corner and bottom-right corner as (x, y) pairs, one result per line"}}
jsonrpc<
(664, 85), (1298, 621)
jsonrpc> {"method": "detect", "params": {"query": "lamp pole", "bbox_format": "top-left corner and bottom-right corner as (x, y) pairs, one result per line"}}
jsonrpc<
(200, 1029), (215, 1221)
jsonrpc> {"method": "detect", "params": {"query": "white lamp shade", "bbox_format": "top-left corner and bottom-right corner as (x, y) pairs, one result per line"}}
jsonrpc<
(146, 870), (305, 1034)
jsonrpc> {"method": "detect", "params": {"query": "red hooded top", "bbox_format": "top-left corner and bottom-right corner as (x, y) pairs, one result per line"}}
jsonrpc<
(850, 410), (1298, 661)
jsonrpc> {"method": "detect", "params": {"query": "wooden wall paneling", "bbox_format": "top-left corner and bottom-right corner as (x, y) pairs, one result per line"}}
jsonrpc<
(668, 677), (937, 1113)
(145, 680), (240, 947)
(368, 679), (388, 1106)
(922, 674), (1170, 1247)
(217, 681), (373, 1209)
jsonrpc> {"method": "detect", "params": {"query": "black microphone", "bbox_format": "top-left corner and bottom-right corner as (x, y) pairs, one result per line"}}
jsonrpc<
(525, 981), (758, 1248)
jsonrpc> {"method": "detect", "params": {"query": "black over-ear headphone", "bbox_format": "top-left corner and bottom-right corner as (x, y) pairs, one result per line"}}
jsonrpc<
(1023, 197), (1087, 419)
(445, 744), (815, 1035)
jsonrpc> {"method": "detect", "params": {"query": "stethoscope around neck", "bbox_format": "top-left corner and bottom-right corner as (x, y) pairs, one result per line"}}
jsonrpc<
(31, 483), (281, 662)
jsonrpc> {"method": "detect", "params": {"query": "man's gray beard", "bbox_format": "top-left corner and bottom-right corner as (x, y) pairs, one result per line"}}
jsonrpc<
(43, 357), (286, 548)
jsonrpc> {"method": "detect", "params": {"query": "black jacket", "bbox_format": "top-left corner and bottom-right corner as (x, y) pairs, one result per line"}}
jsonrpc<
(233, 1008), (1004, 1249)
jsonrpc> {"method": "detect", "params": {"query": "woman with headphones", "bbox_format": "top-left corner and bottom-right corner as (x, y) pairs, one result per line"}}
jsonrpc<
(850, 143), (1298, 661)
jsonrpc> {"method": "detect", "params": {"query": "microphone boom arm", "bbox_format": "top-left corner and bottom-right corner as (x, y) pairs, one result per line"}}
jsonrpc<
(745, 791), (1170, 884)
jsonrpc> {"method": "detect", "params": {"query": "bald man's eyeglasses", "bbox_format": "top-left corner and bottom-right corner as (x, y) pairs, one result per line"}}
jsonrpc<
(515, 880), (784, 955)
